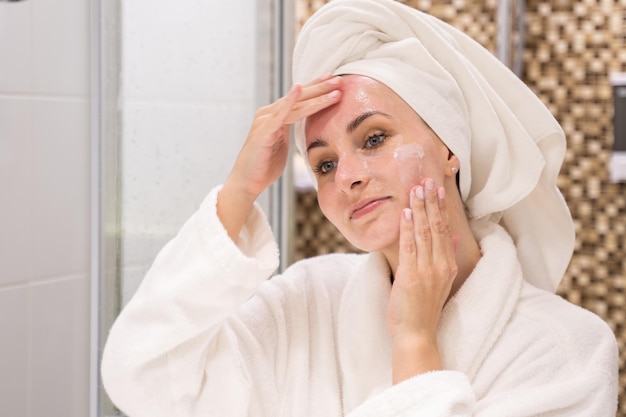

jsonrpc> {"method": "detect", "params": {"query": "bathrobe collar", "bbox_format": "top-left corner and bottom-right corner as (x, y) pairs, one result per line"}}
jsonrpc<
(337, 221), (524, 413)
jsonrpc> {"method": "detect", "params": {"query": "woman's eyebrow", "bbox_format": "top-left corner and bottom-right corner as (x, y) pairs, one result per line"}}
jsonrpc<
(306, 111), (392, 154)
(306, 138), (327, 154)
(347, 111), (391, 133)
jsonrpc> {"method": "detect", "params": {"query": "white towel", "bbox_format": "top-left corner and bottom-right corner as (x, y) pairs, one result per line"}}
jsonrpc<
(292, 0), (574, 293)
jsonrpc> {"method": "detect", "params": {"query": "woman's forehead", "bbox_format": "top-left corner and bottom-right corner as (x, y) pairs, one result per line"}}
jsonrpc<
(339, 74), (391, 104)
(304, 75), (404, 142)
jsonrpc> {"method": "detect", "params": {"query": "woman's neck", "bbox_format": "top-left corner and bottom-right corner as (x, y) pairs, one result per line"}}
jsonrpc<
(447, 217), (482, 299)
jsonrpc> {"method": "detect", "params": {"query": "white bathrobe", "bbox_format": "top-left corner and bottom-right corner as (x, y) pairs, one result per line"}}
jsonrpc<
(101, 187), (618, 417)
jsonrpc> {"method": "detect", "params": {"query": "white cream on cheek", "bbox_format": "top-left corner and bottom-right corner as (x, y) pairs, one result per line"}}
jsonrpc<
(392, 144), (425, 186)
(335, 144), (426, 187)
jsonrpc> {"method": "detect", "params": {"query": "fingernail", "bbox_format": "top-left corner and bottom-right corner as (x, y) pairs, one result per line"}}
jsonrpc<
(438, 187), (446, 200)
(327, 90), (340, 99)
(403, 208), (412, 220)
(414, 185), (425, 200)
(425, 178), (434, 192)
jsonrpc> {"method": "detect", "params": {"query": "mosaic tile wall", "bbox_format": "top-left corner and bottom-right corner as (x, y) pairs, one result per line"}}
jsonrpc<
(524, 2), (626, 415)
(294, 0), (626, 413)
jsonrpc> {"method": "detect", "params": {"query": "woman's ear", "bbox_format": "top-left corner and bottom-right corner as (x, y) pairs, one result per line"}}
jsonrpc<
(445, 151), (460, 177)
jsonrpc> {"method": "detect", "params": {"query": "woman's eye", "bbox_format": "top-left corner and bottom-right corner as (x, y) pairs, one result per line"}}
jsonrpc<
(365, 132), (387, 148)
(315, 160), (337, 174)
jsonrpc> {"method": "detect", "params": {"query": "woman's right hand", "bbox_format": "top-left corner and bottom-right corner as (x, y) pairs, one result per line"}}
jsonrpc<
(387, 179), (458, 383)
(218, 75), (343, 241)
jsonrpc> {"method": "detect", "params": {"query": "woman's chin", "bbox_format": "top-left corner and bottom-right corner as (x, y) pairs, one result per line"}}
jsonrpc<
(347, 232), (398, 254)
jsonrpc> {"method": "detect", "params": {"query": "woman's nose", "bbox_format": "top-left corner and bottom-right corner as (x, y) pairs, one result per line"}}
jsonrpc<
(335, 154), (369, 192)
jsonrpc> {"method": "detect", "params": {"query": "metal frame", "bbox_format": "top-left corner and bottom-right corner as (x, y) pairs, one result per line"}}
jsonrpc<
(497, 0), (525, 77)
(90, 0), (123, 415)
(255, 0), (294, 271)
(271, 0), (295, 271)
(89, 1), (101, 414)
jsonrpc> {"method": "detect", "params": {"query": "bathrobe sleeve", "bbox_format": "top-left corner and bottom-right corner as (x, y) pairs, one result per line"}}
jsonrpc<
(100, 186), (282, 417)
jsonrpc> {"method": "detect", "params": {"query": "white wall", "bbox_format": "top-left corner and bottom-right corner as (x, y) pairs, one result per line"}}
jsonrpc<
(118, 0), (266, 304)
(0, 0), (91, 416)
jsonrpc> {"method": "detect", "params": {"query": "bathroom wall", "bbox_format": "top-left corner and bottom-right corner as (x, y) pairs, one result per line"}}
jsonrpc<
(0, 0), (91, 416)
(117, 0), (269, 305)
(295, 0), (626, 414)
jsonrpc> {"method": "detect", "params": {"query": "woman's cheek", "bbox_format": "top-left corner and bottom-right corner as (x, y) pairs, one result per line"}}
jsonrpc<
(390, 144), (425, 188)
(317, 187), (338, 225)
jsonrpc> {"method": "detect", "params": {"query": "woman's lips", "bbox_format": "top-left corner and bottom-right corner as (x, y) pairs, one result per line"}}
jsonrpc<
(350, 197), (391, 220)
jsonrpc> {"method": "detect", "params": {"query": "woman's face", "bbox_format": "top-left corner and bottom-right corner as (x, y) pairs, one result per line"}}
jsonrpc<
(305, 75), (450, 253)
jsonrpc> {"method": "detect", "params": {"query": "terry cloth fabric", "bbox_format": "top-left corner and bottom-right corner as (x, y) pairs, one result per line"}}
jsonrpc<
(101, 185), (619, 416)
(292, 0), (575, 293)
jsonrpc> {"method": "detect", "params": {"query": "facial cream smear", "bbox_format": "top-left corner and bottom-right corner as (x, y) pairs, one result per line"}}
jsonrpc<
(393, 144), (425, 183)
(393, 144), (425, 162)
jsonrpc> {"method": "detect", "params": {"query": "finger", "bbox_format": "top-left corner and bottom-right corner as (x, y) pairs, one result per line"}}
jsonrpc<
(285, 76), (342, 124)
(285, 89), (342, 124)
(411, 184), (432, 266)
(297, 73), (333, 90)
(259, 76), (341, 126)
(436, 186), (456, 263)
(276, 84), (303, 120)
(422, 178), (448, 261)
(299, 75), (341, 101)
(260, 74), (336, 118)
(255, 84), (303, 133)
(397, 207), (418, 282)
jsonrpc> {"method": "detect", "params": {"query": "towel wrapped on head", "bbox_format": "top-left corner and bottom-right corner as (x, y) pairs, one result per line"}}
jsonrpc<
(292, 0), (575, 293)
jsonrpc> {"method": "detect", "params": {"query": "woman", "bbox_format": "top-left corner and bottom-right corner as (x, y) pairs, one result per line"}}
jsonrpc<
(101, 0), (618, 415)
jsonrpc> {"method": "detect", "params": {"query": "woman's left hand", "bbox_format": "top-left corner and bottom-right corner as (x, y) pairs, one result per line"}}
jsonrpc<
(387, 178), (458, 383)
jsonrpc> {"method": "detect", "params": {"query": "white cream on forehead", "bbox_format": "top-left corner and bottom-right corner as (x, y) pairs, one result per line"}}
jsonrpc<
(354, 89), (372, 107)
